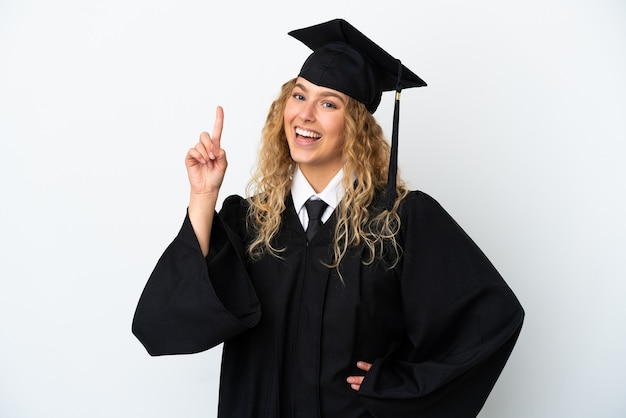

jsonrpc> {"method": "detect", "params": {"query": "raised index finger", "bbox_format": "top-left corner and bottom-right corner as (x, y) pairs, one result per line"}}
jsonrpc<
(211, 106), (224, 150)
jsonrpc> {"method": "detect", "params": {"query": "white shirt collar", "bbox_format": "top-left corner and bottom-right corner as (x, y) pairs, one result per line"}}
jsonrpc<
(291, 165), (346, 225)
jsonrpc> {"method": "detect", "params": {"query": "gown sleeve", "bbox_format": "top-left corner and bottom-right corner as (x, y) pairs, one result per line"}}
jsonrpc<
(358, 191), (524, 418)
(132, 195), (260, 356)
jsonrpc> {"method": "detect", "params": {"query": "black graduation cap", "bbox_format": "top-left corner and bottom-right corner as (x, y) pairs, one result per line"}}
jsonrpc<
(288, 18), (427, 209)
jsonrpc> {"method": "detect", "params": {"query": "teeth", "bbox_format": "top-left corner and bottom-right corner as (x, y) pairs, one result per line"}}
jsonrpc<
(296, 128), (321, 139)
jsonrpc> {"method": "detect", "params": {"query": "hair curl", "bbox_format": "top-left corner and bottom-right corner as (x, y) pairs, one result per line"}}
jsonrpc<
(246, 78), (407, 268)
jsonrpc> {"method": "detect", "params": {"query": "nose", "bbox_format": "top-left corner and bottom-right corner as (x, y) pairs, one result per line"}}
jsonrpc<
(299, 102), (316, 122)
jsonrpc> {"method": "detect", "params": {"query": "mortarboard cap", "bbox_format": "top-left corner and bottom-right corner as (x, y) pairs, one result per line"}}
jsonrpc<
(288, 19), (427, 209)
(288, 18), (426, 113)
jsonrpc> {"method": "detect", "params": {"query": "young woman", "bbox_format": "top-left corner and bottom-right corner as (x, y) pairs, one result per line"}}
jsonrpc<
(133, 19), (524, 418)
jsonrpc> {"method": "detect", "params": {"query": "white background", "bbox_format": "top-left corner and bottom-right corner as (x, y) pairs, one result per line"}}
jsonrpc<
(1, 1), (625, 417)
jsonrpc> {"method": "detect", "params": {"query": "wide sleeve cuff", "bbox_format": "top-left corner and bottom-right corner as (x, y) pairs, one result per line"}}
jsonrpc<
(132, 210), (260, 356)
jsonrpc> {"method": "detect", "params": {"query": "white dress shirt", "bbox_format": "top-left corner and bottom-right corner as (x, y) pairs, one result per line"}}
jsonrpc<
(291, 165), (346, 230)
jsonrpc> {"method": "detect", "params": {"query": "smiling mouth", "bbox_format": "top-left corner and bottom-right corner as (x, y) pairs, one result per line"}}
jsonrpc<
(295, 127), (322, 141)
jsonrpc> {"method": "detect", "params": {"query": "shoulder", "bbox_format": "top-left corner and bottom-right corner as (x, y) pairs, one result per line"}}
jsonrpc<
(221, 194), (249, 211)
(397, 189), (465, 234)
(366, 189), (448, 222)
(398, 190), (446, 217)
(219, 194), (250, 230)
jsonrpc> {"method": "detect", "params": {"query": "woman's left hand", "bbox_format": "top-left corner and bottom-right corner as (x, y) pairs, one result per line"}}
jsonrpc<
(346, 361), (372, 391)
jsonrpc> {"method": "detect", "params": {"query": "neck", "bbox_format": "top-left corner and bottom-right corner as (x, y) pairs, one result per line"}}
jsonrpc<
(300, 164), (341, 193)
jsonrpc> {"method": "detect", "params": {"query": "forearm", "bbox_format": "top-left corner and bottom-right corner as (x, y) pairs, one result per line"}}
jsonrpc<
(188, 191), (219, 256)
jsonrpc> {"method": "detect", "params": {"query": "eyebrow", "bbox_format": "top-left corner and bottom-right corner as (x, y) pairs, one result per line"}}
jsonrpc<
(294, 82), (346, 104)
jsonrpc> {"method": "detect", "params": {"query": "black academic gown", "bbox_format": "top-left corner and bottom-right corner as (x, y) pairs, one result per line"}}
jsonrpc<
(132, 190), (524, 418)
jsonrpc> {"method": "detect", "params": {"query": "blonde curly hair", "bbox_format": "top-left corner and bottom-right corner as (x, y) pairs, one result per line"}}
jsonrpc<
(246, 78), (407, 268)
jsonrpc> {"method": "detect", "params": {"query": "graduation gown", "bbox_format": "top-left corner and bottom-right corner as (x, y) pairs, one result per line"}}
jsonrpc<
(132, 190), (524, 418)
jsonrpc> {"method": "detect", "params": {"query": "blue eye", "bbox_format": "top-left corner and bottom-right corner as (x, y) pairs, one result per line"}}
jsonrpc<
(293, 94), (305, 101)
(322, 102), (337, 109)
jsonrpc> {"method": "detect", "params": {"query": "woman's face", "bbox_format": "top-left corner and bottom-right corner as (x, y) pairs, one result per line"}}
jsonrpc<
(284, 77), (347, 177)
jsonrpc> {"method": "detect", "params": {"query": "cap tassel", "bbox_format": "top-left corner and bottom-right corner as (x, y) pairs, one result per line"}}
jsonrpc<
(385, 60), (403, 211)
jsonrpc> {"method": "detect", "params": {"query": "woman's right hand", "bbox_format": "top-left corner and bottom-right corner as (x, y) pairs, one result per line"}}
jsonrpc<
(186, 106), (227, 256)
(185, 106), (227, 196)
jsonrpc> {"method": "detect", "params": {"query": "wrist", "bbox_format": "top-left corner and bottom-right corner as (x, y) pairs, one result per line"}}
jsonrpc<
(189, 191), (218, 211)
(190, 190), (219, 200)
